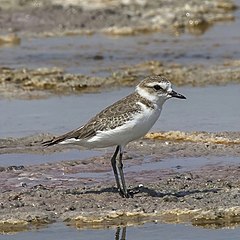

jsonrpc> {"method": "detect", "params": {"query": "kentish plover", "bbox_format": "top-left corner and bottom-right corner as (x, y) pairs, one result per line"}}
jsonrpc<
(43, 75), (186, 198)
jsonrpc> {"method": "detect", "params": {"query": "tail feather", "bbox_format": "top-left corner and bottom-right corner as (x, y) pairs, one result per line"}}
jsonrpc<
(42, 128), (80, 147)
(42, 138), (61, 147)
(42, 135), (68, 147)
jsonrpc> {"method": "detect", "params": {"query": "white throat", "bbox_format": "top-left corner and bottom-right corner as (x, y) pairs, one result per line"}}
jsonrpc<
(136, 86), (167, 107)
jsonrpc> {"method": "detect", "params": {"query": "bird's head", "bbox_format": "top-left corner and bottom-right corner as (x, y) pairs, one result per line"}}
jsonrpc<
(136, 75), (186, 106)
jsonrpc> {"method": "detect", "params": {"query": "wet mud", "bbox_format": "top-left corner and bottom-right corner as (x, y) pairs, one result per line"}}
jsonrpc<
(0, 0), (237, 37)
(1, 60), (240, 99)
(0, 131), (240, 233)
(0, 1), (239, 99)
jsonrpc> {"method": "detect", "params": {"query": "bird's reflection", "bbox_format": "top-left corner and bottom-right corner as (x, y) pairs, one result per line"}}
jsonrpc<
(115, 226), (126, 240)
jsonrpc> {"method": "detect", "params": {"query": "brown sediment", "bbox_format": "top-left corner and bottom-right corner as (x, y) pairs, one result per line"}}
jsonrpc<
(1, 60), (240, 99)
(0, 221), (29, 234)
(145, 131), (240, 145)
(71, 207), (240, 229)
(125, 60), (240, 86)
(0, 33), (21, 45)
(0, 216), (52, 234)
(0, 0), (236, 37)
(0, 131), (240, 232)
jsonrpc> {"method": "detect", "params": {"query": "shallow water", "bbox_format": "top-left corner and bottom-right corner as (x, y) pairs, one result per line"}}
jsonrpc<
(1, 84), (239, 138)
(0, 149), (238, 180)
(2, 222), (240, 240)
(0, 149), (101, 167)
(61, 155), (240, 180)
(0, 1), (240, 75)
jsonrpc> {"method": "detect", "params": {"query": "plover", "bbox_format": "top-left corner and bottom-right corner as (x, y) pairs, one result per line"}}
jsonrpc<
(43, 75), (186, 198)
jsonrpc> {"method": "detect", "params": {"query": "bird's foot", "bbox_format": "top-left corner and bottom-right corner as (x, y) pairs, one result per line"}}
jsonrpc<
(118, 189), (133, 198)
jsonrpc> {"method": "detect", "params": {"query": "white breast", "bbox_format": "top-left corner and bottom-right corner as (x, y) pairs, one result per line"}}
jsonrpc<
(85, 102), (161, 148)
(130, 101), (161, 140)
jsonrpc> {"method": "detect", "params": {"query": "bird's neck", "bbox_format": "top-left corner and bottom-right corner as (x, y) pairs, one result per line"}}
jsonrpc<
(136, 86), (166, 108)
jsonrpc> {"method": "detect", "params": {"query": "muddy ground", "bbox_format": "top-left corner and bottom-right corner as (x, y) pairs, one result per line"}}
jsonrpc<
(0, 0), (239, 99)
(0, 0), (236, 36)
(1, 60), (240, 99)
(0, 131), (240, 233)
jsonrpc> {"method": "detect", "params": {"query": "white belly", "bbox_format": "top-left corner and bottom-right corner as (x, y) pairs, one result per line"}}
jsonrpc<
(85, 105), (161, 148)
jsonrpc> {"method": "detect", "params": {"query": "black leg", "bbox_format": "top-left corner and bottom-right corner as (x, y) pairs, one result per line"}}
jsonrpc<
(111, 146), (122, 192)
(121, 227), (126, 240)
(115, 227), (120, 240)
(115, 226), (126, 240)
(117, 147), (130, 198)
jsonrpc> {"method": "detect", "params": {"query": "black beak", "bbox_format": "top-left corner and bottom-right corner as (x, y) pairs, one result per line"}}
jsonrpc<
(170, 90), (186, 99)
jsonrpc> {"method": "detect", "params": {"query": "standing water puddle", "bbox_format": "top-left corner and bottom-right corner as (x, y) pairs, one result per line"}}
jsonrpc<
(65, 155), (240, 179)
(1, 222), (240, 240)
(0, 149), (101, 167)
(0, 7), (240, 75)
(0, 84), (239, 177)
(1, 84), (240, 138)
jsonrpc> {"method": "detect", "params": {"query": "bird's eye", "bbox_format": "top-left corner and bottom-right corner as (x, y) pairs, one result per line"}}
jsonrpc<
(153, 85), (162, 91)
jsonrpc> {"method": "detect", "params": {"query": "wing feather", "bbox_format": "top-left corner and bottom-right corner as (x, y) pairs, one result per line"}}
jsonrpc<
(42, 92), (144, 146)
